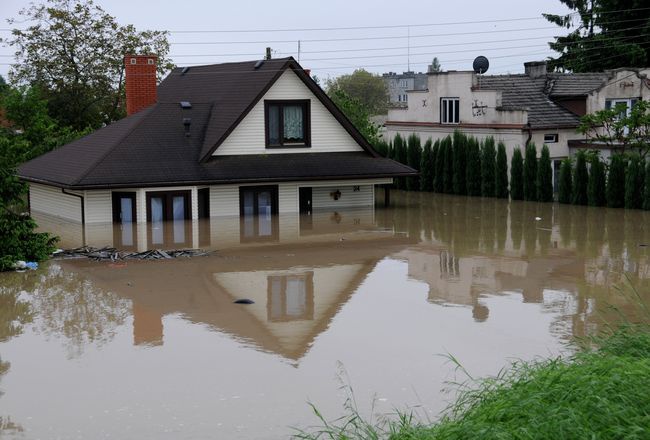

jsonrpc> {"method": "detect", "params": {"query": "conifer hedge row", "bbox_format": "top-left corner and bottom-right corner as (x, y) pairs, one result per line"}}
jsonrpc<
(555, 152), (650, 210)
(382, 132), (649, 209)
(383, 132), (553, 203)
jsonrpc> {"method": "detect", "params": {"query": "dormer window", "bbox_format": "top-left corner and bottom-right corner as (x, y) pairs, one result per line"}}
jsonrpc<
(265, 100), (310, 148)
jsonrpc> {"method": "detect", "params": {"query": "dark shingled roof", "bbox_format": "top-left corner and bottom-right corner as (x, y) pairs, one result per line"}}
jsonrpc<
(546, 72), (610, 97)
(478, 75), (582, 129)
(19, 57), (415, 189)
(476, 70), (615, 129)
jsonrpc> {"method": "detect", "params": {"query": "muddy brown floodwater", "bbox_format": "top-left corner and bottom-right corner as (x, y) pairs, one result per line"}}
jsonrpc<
(1, 191), (649, 439)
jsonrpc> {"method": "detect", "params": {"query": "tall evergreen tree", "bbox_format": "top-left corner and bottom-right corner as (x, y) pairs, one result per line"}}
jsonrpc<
(523, 143), (538, 201)
(393, 133), (407, 189)
(544, 0), (650, 72)
(625, 155), (644, 209)
(510, 148), (524, 200)
(420, 139), (434, 191)
(442, 136), (454, 194)
(587, 155), (607, 207)
(406, 134), (422, 191)
(558, 158), (573, 204)
(434, 139), (444, 193)
(495, 142), (509, 199)
(481, 137), (496, 197)
(572, 151), (588, 205)
(466, 137), (482, 196)
(452, 131), (467, 195)
(644, 160), (650, 210)
(607, 153), (627, 208)
(536, 145), (554, 202)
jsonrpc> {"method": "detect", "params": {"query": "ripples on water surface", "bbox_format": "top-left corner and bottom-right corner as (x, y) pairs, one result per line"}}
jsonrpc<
(1, 191), (649, 439)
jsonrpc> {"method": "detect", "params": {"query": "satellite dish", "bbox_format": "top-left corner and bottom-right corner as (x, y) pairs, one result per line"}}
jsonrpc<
(473, 56), (490, 74)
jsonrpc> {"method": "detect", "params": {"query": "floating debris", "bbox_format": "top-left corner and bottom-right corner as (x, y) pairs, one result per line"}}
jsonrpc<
(55, 246), (212, 261)
(233, 299), (255, 305)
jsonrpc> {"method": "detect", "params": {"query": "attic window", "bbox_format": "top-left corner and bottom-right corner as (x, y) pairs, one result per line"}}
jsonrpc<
(264, 100), (311, 148)
(147, 58), (154, 65)
(130, 58), (137, 64)
(180, 101), (192, 109)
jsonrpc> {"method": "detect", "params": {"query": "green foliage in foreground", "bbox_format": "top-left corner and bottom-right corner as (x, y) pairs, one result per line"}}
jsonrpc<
(295, 326), (650, 440)
(0, 168), (58, 271)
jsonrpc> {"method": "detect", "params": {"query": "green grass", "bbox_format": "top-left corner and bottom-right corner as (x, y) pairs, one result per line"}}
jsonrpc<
(294, 285), (650, 440)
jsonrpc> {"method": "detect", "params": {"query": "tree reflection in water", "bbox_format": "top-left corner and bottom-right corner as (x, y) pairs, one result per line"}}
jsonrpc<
(28, 264), (131, 358)
(1, 264), (130, 359)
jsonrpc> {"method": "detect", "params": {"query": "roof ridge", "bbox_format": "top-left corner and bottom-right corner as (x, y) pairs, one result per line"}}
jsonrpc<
(72, 106), (155, 186)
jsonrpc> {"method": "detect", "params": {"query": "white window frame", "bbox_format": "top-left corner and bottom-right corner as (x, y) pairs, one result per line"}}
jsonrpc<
(544, 133), (558, 143)
(399, 79), (409, 88)
(441, 97), (460, 124)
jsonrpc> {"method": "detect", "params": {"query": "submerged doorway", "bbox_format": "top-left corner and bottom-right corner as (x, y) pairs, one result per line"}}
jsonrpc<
(239, 185), (279, 242)
(112, 192), (137, 249)
(146, 191), (191, 247)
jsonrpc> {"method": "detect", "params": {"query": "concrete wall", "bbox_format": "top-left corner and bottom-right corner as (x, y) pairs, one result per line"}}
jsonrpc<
(214, 70), (364, 156)
(586, 68), (650, 115)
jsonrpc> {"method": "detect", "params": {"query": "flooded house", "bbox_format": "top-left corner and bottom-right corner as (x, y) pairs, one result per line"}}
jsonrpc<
(17, 55), (415, 249)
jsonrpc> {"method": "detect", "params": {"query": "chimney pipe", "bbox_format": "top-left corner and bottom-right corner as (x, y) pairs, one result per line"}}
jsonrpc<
(524, 61), (547, 79)
(265, 47), (272, 60)
(124, 54), (158, 116)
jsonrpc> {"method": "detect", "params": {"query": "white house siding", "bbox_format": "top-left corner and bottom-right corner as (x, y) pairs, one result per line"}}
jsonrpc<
(213, 70), (364, 156)
(84, 190), (112, 224)
(312, 185), (374, 209)
(209, 179), (391, 216)
(29, 183), (82, 223)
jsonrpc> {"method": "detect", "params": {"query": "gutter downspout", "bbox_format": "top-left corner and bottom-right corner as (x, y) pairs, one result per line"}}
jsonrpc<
(62, 188), (86, 245)
(525, 122), (532, 147)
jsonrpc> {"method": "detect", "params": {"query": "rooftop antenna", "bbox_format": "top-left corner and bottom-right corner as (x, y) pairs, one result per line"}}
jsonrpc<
(298, 40), (301, 63)
(407, 26), (411, 72)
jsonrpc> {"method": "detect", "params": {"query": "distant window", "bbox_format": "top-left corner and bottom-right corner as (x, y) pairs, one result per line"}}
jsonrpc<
(544, 133), (558, 143)
(130, 58), (137, 64)
(264, 100), (310, 148)
(398, 94), (408, 102)
(605, 98), (638, 118)
(441, 97), (460, 124)
(147, 58), (154, 65)
(399, 79), (409, 88)
(605, 98), (639, 134)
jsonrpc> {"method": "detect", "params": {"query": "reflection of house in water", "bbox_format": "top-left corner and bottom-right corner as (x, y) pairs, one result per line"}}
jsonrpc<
(34, 205), (381, 251)
(400, 245), (584, 322)
(66, 241), (405, 361)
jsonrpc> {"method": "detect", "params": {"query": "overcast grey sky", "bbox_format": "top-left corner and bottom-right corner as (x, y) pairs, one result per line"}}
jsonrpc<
(0, 0), (572, 80)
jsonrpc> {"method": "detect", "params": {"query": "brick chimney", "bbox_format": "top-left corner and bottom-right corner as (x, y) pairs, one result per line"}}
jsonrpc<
(124, 54), (157, 116)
